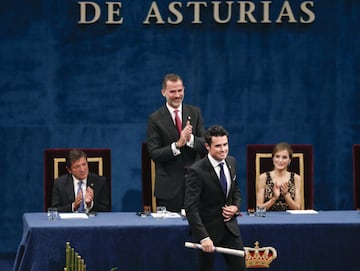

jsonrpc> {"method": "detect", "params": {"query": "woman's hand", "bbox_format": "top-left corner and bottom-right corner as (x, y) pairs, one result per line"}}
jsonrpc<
(280, 182), (289, 196)
(273, 184), (281, 199)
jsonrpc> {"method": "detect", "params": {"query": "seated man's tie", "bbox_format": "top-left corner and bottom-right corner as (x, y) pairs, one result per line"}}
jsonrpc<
(77, 181), (85, 212)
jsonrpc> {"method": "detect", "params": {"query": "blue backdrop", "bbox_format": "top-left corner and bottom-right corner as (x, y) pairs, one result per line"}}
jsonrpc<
(0, 0), (359, 254)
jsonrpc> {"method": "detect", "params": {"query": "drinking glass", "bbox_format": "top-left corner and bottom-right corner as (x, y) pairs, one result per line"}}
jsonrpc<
(47, 207), (58, 221)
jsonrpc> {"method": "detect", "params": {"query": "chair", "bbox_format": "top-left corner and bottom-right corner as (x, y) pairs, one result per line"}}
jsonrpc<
(353, 144), (360, 210)
(141, 142), (156, 212)
(246, 144), (314, 211)
(44, 148), (112, 211)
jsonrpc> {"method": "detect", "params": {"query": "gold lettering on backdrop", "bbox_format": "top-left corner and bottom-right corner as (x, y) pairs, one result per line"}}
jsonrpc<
(300, 1), (315, 23)
(187, 1), (207, 24)
(213, 1), (232, 24)
(237, 1), (256, 23)
(143, 1), (165, 24)
(78, 1), (124, 24)
(78, 1), (101, 24)
(77, 1), (315, 25)
(106, 2), (123, 24)
(168, 2), (183, 24)
(276, 1), (297, 23)
(261, 1), (272, 24)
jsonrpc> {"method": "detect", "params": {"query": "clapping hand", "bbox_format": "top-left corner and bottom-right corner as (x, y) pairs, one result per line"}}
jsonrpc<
(273, 184), (281, 199)
(280, 182), (289, 196)
(178, 120), (193, 147)
(85, 186), (94, 207)
(74, 192), (83, 210)
(184, 120), (192, 142)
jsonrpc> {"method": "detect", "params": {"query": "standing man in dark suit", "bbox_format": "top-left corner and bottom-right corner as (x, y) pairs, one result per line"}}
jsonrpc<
(185, 125), (246, 271)
(147, 73), (206, 212)
(51, 149), (110, 213)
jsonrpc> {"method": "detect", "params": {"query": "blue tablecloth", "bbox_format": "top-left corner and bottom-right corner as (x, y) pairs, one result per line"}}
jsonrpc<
(13, 211), (360, 271)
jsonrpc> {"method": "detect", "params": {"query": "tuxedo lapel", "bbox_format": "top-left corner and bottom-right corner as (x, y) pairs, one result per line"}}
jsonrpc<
(182, 105), (190, 129)
(225, 159), (235, 181)
(65, 174), (75, 201)
(205, 158), (226, 196)
(225, 159), (236, 196)
(160, 106), (178, 138)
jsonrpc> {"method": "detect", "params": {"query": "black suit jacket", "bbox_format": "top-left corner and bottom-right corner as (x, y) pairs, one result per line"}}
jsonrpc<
(146, 104), (206, 201)
(185, 156), (241, 243)
(51, 172), (110, 212)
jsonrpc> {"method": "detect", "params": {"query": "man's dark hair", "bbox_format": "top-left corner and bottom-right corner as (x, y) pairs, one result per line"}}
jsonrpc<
(66, 149), (87, 169)
(204, 125), (229, 145)
(162, 73), (183, 89)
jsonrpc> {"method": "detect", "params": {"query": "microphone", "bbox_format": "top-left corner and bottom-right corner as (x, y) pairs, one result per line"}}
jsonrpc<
(187, 116), (191, 124)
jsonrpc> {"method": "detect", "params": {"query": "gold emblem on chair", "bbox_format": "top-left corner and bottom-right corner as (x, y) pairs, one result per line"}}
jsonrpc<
(244, 241), (277, 268)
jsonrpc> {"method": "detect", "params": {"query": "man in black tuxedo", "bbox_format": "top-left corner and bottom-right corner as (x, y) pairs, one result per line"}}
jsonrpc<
(51, 149), (110, 213)
(185, 125), (246, 271)
(147, 73), (206, 212)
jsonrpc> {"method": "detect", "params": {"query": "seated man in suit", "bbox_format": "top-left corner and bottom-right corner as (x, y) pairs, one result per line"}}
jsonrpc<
(51, 149), (110, 212)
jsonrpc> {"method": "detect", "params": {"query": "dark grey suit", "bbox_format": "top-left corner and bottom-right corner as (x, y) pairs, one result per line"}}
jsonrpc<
(147, 104), (206, 211)
(51, 172), (110, 212)
(185, 156), (246, 271)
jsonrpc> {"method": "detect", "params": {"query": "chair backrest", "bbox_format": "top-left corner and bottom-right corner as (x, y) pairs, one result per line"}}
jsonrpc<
(44, 148), (111, 211)
(141, 142), (157, 213)
(246, 144), (314, 211)
(353, 144), (360, 210)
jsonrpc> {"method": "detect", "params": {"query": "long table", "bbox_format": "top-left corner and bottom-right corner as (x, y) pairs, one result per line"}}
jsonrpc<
(13, 211), (360, 271)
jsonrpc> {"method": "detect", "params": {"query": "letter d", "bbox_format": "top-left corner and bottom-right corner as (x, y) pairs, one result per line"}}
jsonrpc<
(78, 1), (101, 24)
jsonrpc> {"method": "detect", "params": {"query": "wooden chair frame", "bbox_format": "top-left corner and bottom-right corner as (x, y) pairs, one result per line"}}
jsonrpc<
(141, 143), (157, 212)
(353, 144), (360, 210)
